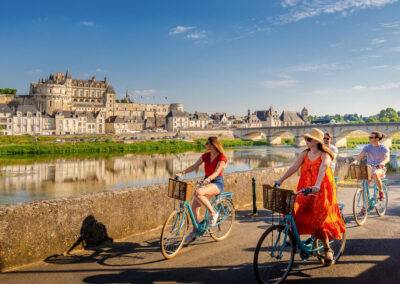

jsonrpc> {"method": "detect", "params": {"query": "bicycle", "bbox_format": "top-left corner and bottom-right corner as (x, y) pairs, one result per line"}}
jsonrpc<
(253, 185), (346, 284)
(160, 177), (235, 259)
(351, 164), (388, 226)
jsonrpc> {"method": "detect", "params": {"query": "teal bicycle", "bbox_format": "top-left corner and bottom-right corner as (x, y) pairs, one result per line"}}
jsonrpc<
(253, 186), (346, 284)
(352, 165), (388, 226)
(160, 178), (235, 259)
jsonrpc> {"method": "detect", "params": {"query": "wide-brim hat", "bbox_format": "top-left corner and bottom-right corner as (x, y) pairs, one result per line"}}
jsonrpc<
(303, 128), (324, 144)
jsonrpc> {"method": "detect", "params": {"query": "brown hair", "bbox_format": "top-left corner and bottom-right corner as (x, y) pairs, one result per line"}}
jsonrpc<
(207, 136), (225, 156)
(303, 142), (335, 160)
(371, 131), (385, 141)
(324, 132), (332, 139)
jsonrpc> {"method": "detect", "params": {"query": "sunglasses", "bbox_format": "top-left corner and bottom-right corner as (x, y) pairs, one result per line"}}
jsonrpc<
(323, 137), (330, 141)
(305, 137), (313, 142)
(369, 136), (376, 139)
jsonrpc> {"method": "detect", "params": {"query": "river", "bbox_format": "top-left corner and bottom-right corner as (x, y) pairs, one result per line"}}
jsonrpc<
(0, 145), (397, 205)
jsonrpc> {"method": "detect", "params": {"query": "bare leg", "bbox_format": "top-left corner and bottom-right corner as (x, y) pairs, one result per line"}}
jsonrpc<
(373, 173), (383, 192)
(195, 184), (220, 217)
(320, 232), (333, 264)
(191, 197), (202, 223)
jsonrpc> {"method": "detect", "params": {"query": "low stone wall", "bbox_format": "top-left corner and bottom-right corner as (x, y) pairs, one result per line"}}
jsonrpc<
(0, 167), (297, 271)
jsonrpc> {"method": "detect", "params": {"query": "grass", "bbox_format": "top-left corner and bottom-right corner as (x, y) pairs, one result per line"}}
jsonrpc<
(0, 135), (268, 157)
(347, 136), (400, 149)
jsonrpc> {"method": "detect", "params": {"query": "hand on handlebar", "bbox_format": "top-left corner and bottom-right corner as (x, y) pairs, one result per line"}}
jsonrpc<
(274, 180), (281, 188)
(300, 186), (320, 196)
(203, 177), (211, 185)
(174, 172), (183, 180)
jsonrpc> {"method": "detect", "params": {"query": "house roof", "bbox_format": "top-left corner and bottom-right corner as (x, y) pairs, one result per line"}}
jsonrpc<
(16, 105), (39, 114)
(167, 110), (189, 118)
(0, 104), (12, 114)
(279, 111), (305, 123)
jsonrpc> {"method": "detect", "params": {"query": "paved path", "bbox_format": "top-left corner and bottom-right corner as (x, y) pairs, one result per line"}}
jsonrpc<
(1, 175), (400, 284)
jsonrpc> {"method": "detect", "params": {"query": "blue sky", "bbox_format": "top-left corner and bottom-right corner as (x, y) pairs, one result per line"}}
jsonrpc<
(1, 0), (400, 116)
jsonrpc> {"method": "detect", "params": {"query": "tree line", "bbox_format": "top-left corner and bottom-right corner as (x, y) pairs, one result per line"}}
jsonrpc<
(308, 108), (400, 123)
(0, 88), (17, 95)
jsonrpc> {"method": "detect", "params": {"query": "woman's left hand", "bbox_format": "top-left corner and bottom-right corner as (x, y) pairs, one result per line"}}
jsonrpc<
(310, 185), (320, 194)
(203, 177), (211, 185)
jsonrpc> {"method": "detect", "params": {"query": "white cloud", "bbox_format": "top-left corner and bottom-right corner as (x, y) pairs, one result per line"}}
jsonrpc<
(381, 21), (400, 29)
(284, 62), (346, 73)
(371, 37), (386, 45)
(352, 85), (367, 90)
(27, 69), (42, 75)
(131, 89), (158, 96)
(79, 21), (96, 27)
(261, 79), (298, 89)
(352, 82), (400, 91)
(169, 26), (196, 35)
(281, 0), (301, 7)
(277, 0), (398, 24)
(369, 64), (389, 69)
(186, 30), (207, 39)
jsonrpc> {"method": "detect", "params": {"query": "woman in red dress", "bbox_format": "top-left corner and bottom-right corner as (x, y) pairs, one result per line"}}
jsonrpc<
(176, 136), (228, 243)
(275, 128), (346, 265)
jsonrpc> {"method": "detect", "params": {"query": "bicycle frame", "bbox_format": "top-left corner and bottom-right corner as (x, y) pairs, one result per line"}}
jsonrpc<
(176, 191), (234, 238)
(358, 179), (386, 212)
(276, 213), (323, 260)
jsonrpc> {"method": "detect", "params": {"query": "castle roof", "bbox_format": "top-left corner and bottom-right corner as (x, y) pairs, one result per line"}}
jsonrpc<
(279, 111), (305, 123)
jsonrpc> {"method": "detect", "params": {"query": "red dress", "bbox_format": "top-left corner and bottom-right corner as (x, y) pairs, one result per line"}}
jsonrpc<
(293, 154), (346, 240)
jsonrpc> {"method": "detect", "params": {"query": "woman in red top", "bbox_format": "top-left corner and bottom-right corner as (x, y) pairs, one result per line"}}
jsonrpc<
(176, 136), (228, 242)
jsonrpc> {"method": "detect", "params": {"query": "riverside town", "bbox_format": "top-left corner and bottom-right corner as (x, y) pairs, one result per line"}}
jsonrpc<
(0, 1), (400, 284)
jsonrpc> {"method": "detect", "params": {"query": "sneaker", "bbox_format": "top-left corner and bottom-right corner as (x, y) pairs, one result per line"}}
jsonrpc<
(378, 191), (384, 201)
(210, 212), (219, 226)
(360, 207), (366, 216)
(184, 232), (197, 244)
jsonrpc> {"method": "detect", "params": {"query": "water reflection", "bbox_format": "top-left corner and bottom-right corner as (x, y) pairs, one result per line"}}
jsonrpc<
(0, 146), (298, 204)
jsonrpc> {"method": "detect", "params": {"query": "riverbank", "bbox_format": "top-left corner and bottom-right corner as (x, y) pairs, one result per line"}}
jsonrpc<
(347, 136), (400, 149)
(0, 135), (267, 157)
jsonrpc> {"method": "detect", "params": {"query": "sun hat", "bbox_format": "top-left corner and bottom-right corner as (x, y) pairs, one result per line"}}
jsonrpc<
(303, 128), (325, 144)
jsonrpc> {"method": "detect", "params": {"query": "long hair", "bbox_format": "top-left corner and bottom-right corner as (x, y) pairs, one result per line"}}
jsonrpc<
(208, 136), (225, 157)
(303, 142), (335, 160)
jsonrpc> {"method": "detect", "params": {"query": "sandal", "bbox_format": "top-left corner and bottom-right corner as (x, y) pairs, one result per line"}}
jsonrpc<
(324, 248), (334, 266)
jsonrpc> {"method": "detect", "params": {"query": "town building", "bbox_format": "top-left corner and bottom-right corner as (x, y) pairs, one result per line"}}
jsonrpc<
(251, 106), (309, 127)
(105, 116), (143, 134)
(189, 112), (212, 129)
(166, 110), (190, 132)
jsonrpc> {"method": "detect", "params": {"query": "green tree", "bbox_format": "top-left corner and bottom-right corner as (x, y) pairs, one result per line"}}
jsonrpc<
(378, 108), (399, 122)
(0, 88), (17, 95)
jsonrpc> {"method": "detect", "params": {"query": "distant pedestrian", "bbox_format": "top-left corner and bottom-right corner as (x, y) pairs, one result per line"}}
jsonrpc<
(324, 133), (338, 174)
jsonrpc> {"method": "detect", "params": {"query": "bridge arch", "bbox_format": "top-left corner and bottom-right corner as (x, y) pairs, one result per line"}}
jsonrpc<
(267, 130), (296, 146)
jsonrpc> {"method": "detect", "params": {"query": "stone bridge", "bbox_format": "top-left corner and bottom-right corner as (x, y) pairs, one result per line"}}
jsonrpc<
(233, 122), (400, 148)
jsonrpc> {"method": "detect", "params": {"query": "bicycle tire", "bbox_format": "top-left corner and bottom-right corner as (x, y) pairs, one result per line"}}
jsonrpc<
(375, 182), (388, 216)
(353, 186), (368, 226)
(160, 210), (189, 259)
(209, 198), (235, 241)
(253, 225), (296, 284)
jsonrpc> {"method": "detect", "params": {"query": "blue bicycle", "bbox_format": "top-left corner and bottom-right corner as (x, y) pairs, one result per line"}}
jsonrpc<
(352, 165), (388, 226)
(253, 186), (346, 284)
(160, 178), (235, 259)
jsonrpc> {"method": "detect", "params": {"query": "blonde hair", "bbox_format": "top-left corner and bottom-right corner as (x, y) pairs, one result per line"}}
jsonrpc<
(208, 136), (225, 156)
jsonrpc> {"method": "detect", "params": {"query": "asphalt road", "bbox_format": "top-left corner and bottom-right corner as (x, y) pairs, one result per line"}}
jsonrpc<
(1, 175), (400, 284)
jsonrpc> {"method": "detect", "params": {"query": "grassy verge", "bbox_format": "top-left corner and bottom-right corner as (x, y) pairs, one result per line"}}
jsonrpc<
(347, 136), (400, 149)
(0, 136), (268, 157)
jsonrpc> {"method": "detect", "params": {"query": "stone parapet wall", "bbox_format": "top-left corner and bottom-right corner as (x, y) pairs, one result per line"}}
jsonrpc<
(0, 167), (297, 271)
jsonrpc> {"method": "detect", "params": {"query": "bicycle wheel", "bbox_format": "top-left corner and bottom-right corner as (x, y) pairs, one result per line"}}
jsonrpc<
(160, 210), (189, 259)
(375, 183), (388, 216)
(253, 225), (296, 284)
(353, 186), (368, 226)
(209, 198), (235, 241)
(316, 213), (346, 264)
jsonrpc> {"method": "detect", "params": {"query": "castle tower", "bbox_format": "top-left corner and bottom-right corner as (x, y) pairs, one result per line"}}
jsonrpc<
(301, 107), (309, 121)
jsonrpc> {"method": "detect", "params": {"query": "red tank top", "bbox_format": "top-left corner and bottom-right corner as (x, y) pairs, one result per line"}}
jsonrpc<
(201, 152), (227, 177)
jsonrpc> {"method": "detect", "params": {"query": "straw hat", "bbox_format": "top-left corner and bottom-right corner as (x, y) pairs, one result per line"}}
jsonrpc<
(303, 128), (324, 144)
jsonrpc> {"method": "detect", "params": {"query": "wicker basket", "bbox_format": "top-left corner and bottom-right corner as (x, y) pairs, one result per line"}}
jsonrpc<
(168, 179), (193, 201)
(347, 164), (371, 180)
(262, 185), (296, 214)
